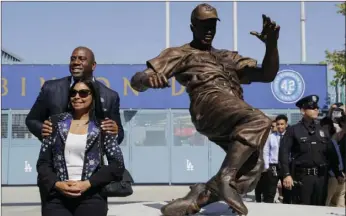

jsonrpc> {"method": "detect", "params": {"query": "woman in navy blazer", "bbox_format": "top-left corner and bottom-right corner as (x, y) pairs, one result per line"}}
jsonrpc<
(36, 78), (125, 216)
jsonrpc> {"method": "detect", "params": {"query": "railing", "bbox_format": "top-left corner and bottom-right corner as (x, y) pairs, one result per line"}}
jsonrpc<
(1, 109), (301, 185)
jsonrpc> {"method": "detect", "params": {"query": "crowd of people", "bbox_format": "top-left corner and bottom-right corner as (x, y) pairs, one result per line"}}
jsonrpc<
(255, 100), (346, 207)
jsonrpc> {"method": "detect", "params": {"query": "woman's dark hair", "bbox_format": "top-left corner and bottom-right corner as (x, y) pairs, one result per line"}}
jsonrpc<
(68, 78), (104, 125)
(320, 117), (336, 137)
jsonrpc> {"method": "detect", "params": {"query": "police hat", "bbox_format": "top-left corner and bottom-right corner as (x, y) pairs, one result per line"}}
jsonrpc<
(191, 3), (220, 24)
(295, 95), (319, 109)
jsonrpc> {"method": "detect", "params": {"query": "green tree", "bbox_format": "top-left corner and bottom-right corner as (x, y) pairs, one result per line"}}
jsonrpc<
(325, 50), (345, 86)
(337, 2), (346, 15)
(323, 2), (345, 103)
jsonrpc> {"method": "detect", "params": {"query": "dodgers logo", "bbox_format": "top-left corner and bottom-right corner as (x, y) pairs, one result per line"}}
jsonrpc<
(271, 70), (305, 104)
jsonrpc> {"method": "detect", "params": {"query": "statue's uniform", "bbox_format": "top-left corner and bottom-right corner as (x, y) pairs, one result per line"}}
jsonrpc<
(132, 43), (272, 192)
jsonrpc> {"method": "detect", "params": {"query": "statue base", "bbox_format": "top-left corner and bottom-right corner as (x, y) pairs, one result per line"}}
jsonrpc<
(108, 201), (345, 216)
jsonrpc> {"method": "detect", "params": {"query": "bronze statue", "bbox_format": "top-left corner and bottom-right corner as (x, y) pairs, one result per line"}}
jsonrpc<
(130, 3), (280, 216)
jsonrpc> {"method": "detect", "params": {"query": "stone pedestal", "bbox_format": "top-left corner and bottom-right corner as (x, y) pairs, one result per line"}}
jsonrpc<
(108, 201), (345, 216)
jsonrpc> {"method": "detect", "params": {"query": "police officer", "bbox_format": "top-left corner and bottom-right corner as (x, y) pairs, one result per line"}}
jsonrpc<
(279, 95), (342, 205)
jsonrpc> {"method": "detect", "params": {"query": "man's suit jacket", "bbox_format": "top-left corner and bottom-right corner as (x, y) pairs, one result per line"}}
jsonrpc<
(25, 76), (124, 144)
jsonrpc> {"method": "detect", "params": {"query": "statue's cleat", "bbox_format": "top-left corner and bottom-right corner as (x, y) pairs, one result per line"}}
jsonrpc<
(219, 185), (248, 215)
(212, 171), (248, 216)
(160, 183), (211, 216)
(160, 198), (201, 216)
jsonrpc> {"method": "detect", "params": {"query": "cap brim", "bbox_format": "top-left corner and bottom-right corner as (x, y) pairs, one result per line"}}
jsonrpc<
(196, 16), (220, 21)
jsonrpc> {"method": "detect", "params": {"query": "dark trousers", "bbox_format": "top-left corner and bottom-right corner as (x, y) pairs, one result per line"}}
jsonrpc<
(255, 165), (280, 203)
(255, 172), (267, 202)
(293, 174), (327, 206)
(281, 180), (293, 204)
(42, 193), (108, 216)
(263, 165), (279, 203)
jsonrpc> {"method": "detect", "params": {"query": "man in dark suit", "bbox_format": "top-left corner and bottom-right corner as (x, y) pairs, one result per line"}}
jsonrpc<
(25, 46), (124, 144)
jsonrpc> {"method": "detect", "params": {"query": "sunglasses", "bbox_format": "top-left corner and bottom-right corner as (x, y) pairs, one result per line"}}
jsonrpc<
(69, 89), (91, 98)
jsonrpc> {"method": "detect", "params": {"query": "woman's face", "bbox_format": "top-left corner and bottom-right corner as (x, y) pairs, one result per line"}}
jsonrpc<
(70, 82), (93, 111)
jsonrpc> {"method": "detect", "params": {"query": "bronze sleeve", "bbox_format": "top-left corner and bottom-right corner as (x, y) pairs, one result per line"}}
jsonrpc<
(130, 48), (183, 92)
(226, 51), (258, 84)
(146, 48), (183, 78)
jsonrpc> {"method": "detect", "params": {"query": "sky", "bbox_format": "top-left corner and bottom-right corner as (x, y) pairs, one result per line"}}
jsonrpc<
(2, 1), (345, 65)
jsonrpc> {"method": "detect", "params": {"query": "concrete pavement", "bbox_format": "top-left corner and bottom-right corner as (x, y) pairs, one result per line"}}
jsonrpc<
(3, 186), (343, 216)
(1, 185), (255, 216)
(2, 185), (199, 204)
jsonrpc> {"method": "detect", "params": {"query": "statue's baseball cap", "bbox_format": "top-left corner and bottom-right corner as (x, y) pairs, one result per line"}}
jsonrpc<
(191, 3), (220, 23)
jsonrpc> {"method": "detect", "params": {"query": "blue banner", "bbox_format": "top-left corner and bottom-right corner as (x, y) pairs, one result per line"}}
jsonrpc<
(1, 64), (327, 109)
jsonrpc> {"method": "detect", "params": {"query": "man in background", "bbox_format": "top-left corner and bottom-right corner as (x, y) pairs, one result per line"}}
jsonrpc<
(271, 119), (277, 133)
(261, 115), (288, 203)
(255, 118), (277, 202)
(322, 116), (345, 207)
(337, 114), (346, 206)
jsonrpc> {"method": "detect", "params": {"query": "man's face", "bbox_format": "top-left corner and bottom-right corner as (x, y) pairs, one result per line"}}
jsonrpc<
(271, 121), (277, 132)
(301, 107), (319, 119)
(191, 19), (217, 45)
(276, 119), (288, 134)
(69, 48), (96, 79)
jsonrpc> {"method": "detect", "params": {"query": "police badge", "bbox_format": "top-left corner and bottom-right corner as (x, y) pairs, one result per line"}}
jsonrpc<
(319, 130), (325, 137)
(312, 95), (317, 102)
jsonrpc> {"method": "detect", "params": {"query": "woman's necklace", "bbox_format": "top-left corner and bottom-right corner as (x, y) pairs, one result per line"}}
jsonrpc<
(73, 120), (88, 129)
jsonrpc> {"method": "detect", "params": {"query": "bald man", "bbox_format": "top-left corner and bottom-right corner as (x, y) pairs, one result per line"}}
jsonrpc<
(26, 46), (124, 144)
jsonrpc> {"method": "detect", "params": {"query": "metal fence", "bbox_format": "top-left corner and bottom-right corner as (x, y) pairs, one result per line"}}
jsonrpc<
(1, 109), (302, 185)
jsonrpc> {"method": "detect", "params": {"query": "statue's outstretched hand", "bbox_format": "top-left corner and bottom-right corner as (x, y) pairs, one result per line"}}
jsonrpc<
(143, 73), (170, 89)
(250, 14), (280, 46)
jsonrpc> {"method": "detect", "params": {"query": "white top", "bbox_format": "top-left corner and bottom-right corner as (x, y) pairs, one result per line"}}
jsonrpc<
(263, 131), (286, 169)
(64, 132), (88, 180)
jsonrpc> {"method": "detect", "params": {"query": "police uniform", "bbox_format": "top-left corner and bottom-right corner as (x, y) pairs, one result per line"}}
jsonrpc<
(279, 95), (342, 205)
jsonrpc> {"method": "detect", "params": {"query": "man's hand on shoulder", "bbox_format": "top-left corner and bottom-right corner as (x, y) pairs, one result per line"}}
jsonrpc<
(101, 118), (118, 135)
(41, 120), (53, 138)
